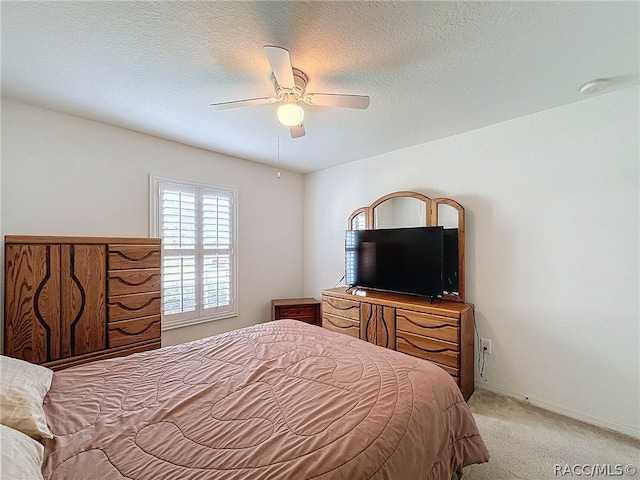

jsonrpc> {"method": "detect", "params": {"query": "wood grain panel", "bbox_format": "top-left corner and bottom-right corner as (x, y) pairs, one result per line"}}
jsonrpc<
(360, 302), (376, 344)
(108, 292), (161, 322)
(379, 306), (396, 350)
(4, 244), (61, 363)
(108, 245), (161, 270)
(108, 315), (161, 348)
(360, 304), (396, 349)
(108, 269), (161, 296)
(60, 245), (107, 357)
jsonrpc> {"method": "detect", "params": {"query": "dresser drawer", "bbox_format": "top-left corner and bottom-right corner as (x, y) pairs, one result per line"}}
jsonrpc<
(396, 331), (459, 368)
(396, 309), (459, 343)
(277, 306), (317, 321)
(322, 296), (360, 320)
(108, 245), (161, 270)
(322, 314), (360, 339)
(277, 305), (316, 317)
(108, 268), (161, 296)
(108, 315), (161, 348)
(433, 362), (459, 378)
(109, 292), (161, 322)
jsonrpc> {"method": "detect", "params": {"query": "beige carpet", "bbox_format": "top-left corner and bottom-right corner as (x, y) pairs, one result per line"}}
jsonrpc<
(463, 389), (640, 480)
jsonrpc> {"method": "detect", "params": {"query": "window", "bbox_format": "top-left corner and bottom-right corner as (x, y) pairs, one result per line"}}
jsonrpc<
(150, 175), (237, 330)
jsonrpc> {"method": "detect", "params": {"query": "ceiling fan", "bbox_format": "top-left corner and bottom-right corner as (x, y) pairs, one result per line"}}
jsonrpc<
(210, 46), (370, 138)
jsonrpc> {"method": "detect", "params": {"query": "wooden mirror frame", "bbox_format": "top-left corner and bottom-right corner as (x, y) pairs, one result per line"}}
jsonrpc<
(348, 191), (466, 302)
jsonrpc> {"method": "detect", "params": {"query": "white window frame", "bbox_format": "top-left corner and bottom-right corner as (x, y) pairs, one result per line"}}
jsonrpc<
(150, 174), (238, 330)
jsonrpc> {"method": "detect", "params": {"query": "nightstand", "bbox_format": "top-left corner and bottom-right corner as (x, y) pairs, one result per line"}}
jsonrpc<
(271, 298), (321, 326)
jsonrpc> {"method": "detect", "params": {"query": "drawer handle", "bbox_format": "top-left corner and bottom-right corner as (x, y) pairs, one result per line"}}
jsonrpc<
(112, 297), (158, 311)
(325, 298), (358, 312)
(112, 274), (160, 287)
(400, 335), (455, 354)
(112, 250), (157, 262)
(324, 316), (356, 329)
(111, 320), (159, 336)
(397, 313), (452, 329)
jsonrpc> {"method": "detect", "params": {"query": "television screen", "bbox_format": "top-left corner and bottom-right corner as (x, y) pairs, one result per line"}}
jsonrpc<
(345, 226), (444, 298)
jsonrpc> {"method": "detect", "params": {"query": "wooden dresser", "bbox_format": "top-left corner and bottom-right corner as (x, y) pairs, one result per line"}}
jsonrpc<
(4, 236), (161, 370)
(322, 287), (475, 400)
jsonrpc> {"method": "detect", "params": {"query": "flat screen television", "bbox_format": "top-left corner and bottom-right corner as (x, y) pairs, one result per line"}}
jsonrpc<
(345, 226), (447, 298)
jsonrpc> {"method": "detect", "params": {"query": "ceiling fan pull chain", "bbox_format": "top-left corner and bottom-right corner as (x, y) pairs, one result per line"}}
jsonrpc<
(277, 129), (281, 179)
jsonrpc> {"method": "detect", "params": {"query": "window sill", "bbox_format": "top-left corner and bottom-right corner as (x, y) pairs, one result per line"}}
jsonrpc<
(161, 312), (238, 331)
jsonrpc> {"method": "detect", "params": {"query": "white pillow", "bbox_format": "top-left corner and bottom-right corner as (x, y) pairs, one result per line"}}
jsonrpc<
(0, 424), (45, 480)
(0, 355), (53, 439)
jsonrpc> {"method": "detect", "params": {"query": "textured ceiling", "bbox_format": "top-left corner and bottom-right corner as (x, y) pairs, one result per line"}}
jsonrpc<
(2, 1), (638, 174)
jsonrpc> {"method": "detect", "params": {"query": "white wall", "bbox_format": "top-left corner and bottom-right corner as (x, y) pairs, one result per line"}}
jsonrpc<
(1, 98), (305, 346)
(0, 101), (3, 354)
(304, 86), (640, 438)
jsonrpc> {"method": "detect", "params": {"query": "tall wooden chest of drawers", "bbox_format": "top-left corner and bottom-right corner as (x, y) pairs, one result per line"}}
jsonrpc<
(322, 287), (475, 400)
(4, 236), (161, 369)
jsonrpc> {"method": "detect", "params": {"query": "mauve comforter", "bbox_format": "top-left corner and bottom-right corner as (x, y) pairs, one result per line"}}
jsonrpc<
(42, 320), (488, 479)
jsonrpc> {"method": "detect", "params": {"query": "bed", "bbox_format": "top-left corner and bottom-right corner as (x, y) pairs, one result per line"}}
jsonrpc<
(14, 319), (489, 479)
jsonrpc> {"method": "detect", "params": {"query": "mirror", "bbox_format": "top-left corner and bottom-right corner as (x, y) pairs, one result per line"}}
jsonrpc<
(348, 191), (466, 302)
(350, 211), (366, 230)
(437, 203), (459, 229)
(373, 196), (428, 229)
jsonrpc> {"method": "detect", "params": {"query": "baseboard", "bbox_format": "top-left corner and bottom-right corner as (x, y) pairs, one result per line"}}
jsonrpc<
(474, 381), (640, 440)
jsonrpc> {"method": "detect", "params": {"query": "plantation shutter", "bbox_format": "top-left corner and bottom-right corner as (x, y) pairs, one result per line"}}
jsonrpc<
(202, 189), (232, 310)
(161, 183), (197, 316)
(155, 177), (237, 329)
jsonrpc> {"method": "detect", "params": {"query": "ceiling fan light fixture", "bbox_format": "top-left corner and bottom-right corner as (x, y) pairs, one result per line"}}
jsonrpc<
(210, 46), (369, 139)
(277, 103), (304, 127)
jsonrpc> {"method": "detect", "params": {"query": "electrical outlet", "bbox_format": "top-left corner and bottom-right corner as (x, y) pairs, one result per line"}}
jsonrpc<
(481, 338), (492, 355)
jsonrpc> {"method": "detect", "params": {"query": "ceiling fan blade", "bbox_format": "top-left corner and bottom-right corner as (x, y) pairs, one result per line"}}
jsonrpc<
(263, 45), (295, 89)
(303, 93), (370, 109)
(210, 97), (277, 110)
(290, 124), (306, 138)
